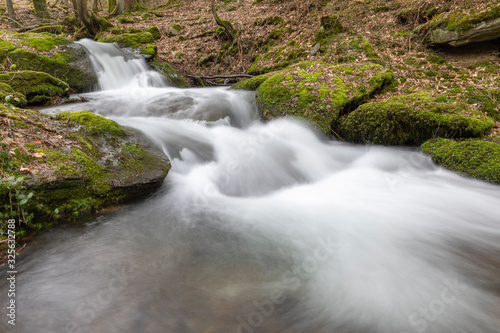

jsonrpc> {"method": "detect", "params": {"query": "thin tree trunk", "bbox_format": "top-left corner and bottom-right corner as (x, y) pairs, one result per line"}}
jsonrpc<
(210, 0), (238, 44)
(6, 0), (19, 28)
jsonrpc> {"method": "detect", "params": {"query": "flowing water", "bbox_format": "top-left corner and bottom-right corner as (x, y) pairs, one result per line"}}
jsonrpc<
(2, 40), (500, 333)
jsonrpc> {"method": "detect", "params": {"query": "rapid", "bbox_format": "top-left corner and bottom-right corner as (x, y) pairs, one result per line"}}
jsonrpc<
(2, 39), (500, 333)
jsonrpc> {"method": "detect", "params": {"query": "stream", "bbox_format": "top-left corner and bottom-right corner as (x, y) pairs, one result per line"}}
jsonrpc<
(1, 40), (500, 333)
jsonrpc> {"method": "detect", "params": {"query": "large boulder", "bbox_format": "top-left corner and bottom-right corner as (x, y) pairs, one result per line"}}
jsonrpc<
(255, 61), (395, 134)
(0, 71), (69, 105)
(425, 5), (500, 46)
(0, 32), (97, 92)
(422, 138), (500, 184)
(0, 106), (170, 222)
(333, 92), (495, 145)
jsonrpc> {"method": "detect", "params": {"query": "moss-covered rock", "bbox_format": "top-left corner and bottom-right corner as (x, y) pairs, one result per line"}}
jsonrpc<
(256, 61), (395, 134)
(0, 71), (69, 105)
(97, 32), (157, 57)
(150, 59), (189, 88)
(147, 26), (162, 40)
(421, 138), (500, 184)
(0, 33), (98, 92)
(231, 74), (271, 91)
(0, 82), (27, 107)
(11, 32), (70, 52)
(425, 4), (500, 46)
(334, 92), (495, 145)
(0, 106), (171, 223)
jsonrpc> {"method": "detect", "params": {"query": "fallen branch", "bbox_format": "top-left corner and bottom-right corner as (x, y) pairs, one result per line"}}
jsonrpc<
(187, 74), (254, 80)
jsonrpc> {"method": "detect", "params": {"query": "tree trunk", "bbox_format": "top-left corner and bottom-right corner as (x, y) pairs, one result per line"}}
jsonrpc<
(6, 0), (19, 28)
(32, 0), (51, 18)
(71, 0), (112, 36)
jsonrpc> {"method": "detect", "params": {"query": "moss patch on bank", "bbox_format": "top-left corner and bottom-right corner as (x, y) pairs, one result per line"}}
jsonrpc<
(0, 70), (69, 105)
(422, 138), (500, 184)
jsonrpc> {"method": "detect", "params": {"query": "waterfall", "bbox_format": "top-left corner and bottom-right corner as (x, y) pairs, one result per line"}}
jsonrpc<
(77, 38), (166, 90)
(4, 39), (500, 333)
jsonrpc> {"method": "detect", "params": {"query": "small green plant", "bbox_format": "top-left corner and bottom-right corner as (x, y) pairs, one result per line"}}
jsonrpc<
(0, 175), (34, 226)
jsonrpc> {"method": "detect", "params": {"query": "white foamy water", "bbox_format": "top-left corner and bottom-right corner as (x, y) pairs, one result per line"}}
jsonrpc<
(3, 39), (499, 333)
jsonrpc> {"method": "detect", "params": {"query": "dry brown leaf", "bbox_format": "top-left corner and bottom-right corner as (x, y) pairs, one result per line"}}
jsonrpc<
(33, 152), (46, 158)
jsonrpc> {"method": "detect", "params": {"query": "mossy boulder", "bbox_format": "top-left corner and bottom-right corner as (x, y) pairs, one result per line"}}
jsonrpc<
(422, 138), (500, 184)
(0, 33), (98, 92)
(147, 26), (162, 40)
(11, 31), (70, 52)
(0, 82), (27, 107)
(425, 5), (500, 46)
(97, 32), (157, 57)
(256, 61), (395, 134)
(150, 59), (189, 88)
(0, 71), (69, 105)
(334, 92), (495, 145)
(231, 74), (271, 91)
(0, 107), (171, 222)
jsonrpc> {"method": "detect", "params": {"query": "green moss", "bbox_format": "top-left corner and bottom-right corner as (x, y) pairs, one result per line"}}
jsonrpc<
(313, 15), (342, 45)
(150, 59), (189, 88)
(0, 82), (27, 107)
(231, 74), (270, 91)
(118, 16), (135, 23)
(0, 38), (16, 57)
(147, 26), (162, 40)
(12, 32), (69, 52)
(0, 70), (69, 105)
(422, 138), (500, 184)
(334, 93), (495, 145)
(430, 5), (500, 32)
(55, 111), (125, 136)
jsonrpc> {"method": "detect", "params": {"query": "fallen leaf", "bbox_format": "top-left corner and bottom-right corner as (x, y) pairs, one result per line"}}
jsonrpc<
(33, 152), (46, 158)
(19, 166), (30, 173)
(34, 138), (42, 145)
